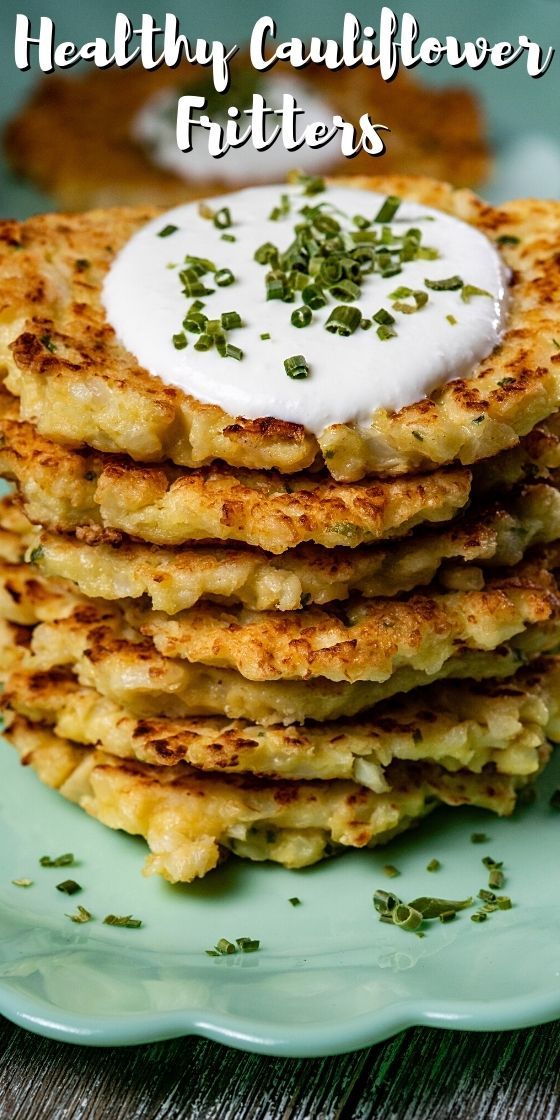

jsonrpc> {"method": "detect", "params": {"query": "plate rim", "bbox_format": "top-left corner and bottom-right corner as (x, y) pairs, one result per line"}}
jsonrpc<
(1, 981), (560, 1055)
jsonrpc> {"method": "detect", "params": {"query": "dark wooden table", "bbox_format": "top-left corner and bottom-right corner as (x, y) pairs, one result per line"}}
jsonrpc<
(1, 1016), (559, 1119)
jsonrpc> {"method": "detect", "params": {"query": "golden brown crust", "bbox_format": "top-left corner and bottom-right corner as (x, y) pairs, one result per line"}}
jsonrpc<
(8, 562), (560, 723)
(4, 63), (489, 211)
(1, 178), (558, 479)
(0, 400), (472, 551)
(5, 656), (558, 786)
(125, 555), (560, 682)
(27, 481), (560, 612)
(5, 716), (535, 881)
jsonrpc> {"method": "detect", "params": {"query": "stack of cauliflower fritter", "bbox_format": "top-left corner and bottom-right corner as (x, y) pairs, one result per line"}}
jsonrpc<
(0, 176), (559, 883)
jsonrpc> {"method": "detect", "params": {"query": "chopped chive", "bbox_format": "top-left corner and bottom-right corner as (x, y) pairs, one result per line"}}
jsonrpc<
(224, 344), (244, 361)
(488, 868), (505, 890)
(40, 334), (56, 353)
(184, 254), (216, 273)
(424, 275), (463, 291)
(183, 312), (207, 334)
(478, 889), (496, 902)
(269, 193), (291, 220)
(40, 853), (75, 868)
(302, 284), (327, 309)
(172, 332), (188, 350)
(215, 268), (235, 287)
(221, 311), (242, 330)
(353, 214), (371, 230)
(552, 339), (560, 351)
(426, 859), (441, 872)
(158, 224), (178, 238)
(392, 291), (428, 314)
(254, 242), (279, 265)
(472, 415), (485, 424)
(194, 333), (213, 352)
(260, 332), (271, 341)
(213, 207), (232, 230)
(373, 889), (400, 915)
(67, 905), (92, 924)
(377, 324), (397, 341)
(103, 915), (142, 929)
(497, 896), (512, 910)
(215, 938), (236, 955)
(379, 263), (402, 279)
(56, 880), (81, 895)
(325, 306), (362, 336)
(446, 314), (458, 325)
(329, 278), (361, 302)
(471, 833), (489, 843)
(181, 281), (214, 298)
(461, 284), (492, 303)
(236, 937), (260, 953)
(412, 431), (424, 442)
(29, 545), (44, 564)
(266, 271), (288, 300)
(471, 912), (487, 923)
(496, 234), (520, 246)
(288, 171), (325, 195)
(374, 195), (401, 223)
(220, 232), (236, 242)
(284, 354), (309, 379)
(74, 258), (90, 271)
(383, 864), (400, 878)
(12, 878), (33, 887)
(389, 286), (414, 299)
(291, 305), (312, 328)
(393, 904), (423, 931)
(360, 318), (372, 330)
(198, 202), (215, 220)
(439, 911), (456, 923)
(289, 897), (301, 906)
(373, 308), (395, 326)
(497, 377), (515, 387)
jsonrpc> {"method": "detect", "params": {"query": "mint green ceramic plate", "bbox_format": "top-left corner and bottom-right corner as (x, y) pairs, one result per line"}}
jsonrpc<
(1, 736), (559, 1055)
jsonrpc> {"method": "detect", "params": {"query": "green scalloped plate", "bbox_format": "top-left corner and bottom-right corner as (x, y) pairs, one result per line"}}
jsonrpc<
(1, 737), (559, 1055)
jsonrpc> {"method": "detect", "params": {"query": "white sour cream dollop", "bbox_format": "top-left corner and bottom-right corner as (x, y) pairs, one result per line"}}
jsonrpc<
(103, 184), (509, 434)
(132, 75), (338, 184)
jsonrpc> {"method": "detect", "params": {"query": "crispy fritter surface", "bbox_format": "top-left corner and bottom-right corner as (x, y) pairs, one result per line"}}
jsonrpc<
(1, 178), (559, 480)
(2, 548), (558, 686)
(125, 554), (560, 683)
(5, 657), (559, 789)
(0, 494), (34, 563)
(0, 617), (32, 675)
(0, 557), (82, 626)
(0, 403), (472, 552)
(28, 482), (560, 612)
(6, 717), (537, 882)
(3, 389), (560, 553)
(4, 64), (489, 211)
(17, 592), (560, 724)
